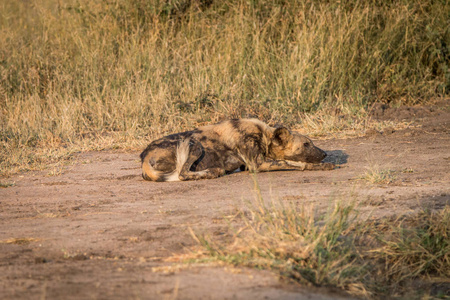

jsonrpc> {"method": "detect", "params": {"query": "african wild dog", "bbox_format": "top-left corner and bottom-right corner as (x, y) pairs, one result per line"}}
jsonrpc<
(140, 119), (334, 181)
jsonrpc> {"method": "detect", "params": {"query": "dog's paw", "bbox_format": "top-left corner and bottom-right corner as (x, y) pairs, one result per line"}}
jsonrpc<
(207, 168), (226, 178)
(321, 162), (335, 170)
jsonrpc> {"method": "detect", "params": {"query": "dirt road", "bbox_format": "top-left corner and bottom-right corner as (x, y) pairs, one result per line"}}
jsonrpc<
(1, 103), (449, 299)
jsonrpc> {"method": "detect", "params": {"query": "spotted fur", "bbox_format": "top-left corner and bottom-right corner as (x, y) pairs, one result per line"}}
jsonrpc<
(140, 119), (333, 181)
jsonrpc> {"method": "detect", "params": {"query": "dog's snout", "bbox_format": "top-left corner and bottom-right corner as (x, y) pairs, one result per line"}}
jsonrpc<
(308, 147), (327, 163)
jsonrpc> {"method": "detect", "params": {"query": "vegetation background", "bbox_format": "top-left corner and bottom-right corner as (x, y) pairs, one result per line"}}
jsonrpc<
(1, 0), (448, 175)
(1, 1), (449, 297)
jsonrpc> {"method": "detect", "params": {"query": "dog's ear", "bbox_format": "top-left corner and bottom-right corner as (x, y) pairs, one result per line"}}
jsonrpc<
(273, 127), (291, 146)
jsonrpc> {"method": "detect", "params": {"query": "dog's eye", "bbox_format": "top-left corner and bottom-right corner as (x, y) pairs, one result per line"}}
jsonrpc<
(303, 142), (310, 147)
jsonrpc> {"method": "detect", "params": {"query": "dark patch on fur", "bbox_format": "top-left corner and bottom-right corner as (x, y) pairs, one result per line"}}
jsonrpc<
(140, 148), (148, 162)
(230, 119), (241, 130)
(160, 130), (195, 142)
(239, 132), (265, 162)
(189, 145), (242, 172)
(155, 157), (176, 172)
(190, 148), (206, 171)
(243, 133), (263, 148)
(192, 148), (221, 170)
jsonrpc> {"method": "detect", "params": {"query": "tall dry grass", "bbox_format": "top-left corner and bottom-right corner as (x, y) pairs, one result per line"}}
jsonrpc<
(1, 0), (448, 175)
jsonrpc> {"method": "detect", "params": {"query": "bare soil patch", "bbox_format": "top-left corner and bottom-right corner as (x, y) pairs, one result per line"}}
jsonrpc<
(1, 102), (449, 299)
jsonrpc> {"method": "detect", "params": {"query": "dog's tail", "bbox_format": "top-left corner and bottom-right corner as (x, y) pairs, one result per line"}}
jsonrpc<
(163, 138), (191, 181)
(141, 139), (191, 182)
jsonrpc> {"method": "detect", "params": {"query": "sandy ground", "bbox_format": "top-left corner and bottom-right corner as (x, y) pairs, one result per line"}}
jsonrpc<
(1, 102), (449, 299)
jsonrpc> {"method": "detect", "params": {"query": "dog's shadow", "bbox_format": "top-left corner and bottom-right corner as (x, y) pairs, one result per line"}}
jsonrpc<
(323, 150), (348, 165)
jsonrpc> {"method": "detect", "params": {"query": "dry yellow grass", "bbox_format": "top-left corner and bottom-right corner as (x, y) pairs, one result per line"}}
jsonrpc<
(1, 0), (448, 176)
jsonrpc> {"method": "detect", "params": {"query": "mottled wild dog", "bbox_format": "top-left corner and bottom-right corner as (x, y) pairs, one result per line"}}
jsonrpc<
(140, 119), (334, 181)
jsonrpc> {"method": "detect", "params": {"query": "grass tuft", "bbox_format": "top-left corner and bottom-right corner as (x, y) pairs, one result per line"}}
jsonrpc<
(0, 181), (15, 188)
(369, 207), (450, 283)
(0, 237), (40, 244)
(359, 165), (397, 185)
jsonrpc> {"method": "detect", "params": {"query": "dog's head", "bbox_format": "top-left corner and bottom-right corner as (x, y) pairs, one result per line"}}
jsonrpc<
(268, 127), (327, 163)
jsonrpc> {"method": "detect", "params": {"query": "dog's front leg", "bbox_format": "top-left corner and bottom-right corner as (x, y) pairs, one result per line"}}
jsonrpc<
(256, 159), (334, 172)
(256, 159), (300, 172)
(285, 160), (335, 171)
